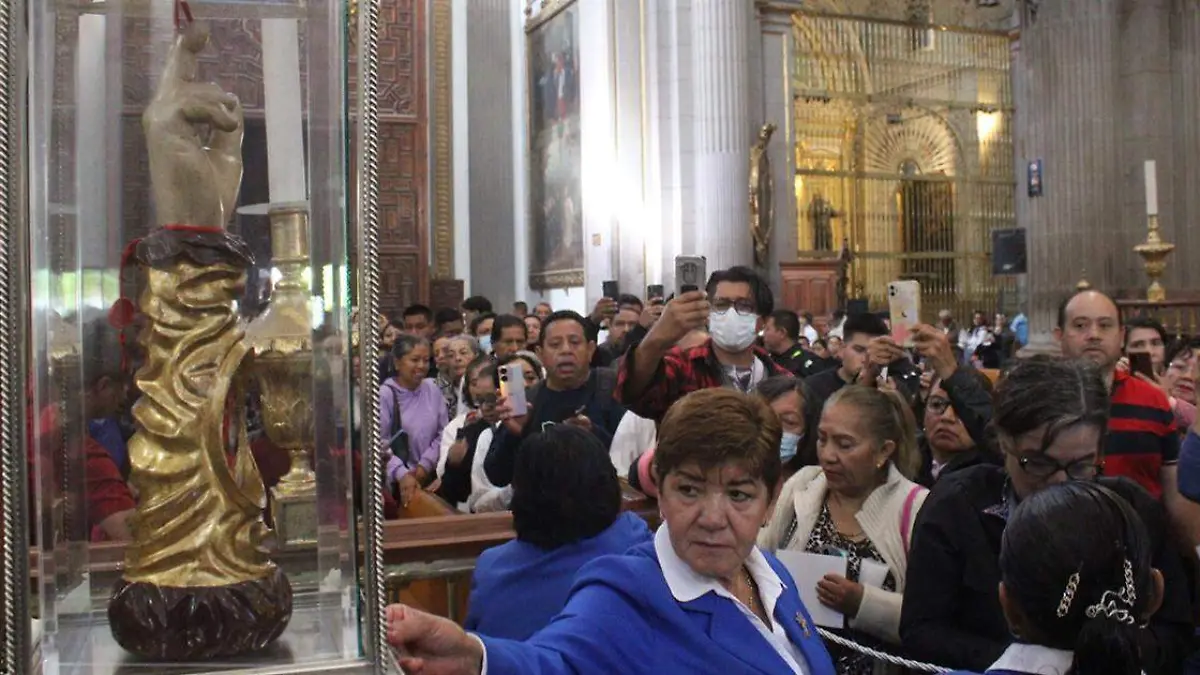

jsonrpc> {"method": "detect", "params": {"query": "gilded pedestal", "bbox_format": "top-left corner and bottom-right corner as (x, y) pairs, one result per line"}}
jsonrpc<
(1134, 214), (1175, 303)
(244, 206), (319, 547)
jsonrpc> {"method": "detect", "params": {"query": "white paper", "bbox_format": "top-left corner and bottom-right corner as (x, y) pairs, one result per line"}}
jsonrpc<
(776, 550), (848, 628)
(860, 559), (889, 589)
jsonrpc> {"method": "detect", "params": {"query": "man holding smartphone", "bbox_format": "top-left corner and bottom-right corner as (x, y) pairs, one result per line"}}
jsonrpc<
(617, 266), (790, 422)
(484, 311), (628, 488)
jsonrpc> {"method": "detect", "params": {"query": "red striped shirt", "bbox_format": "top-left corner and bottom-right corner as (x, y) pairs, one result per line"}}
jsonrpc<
(1105, 370), (1179, 499)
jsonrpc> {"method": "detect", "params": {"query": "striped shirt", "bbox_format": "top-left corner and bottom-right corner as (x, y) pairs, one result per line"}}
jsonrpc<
(1106, 369), (1179, 499)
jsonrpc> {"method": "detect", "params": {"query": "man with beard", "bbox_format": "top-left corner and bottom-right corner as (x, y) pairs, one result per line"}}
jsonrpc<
(484, 311), (627, 488)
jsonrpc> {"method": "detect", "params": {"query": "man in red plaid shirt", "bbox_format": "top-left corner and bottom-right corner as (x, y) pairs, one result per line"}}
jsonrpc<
(617, 266), (792, 422)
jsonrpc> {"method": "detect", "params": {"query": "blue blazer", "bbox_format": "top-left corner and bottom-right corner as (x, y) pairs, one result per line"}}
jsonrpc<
(465, 512), (653, 640)
(482, 540), (836, 675)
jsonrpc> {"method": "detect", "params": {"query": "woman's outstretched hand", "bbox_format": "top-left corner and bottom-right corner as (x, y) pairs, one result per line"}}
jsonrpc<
(386, 604), (485, 675)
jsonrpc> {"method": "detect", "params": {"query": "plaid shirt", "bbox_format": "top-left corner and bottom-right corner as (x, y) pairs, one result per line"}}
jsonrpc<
(616, 339), (792, 421)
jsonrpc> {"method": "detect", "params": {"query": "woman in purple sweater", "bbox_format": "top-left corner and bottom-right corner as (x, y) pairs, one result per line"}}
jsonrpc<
(380, 333), (449, 508)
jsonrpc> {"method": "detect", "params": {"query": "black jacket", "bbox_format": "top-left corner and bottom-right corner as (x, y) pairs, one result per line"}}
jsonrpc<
(900, 465), (1194, 674)
(435, 418), (491, 507)
(484, 368), (626, 488)
(771, 344), (835, 379)
(916, 366), (1000, 487)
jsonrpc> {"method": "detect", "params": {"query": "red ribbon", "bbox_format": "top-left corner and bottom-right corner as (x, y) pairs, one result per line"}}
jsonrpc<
(174, 0), (194, 31)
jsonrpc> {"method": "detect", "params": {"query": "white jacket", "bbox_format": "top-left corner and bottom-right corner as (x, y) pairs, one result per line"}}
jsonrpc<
(759, 464), (928, 646)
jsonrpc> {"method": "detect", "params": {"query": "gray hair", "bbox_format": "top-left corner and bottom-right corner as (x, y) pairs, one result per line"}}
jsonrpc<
(391, 333), (430, 360)
(449, 333), (481, 355)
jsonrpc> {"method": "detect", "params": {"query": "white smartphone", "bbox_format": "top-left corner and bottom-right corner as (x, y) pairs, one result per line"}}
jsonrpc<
(675, 255), (707, 298)
(498, 362), (528, 417)
(887, 280), (922, 347)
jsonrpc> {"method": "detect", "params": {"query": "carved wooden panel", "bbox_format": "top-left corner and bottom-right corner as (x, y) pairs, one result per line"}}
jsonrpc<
(780, 260), (843, 323)
(348, 0), (429, 314)
(429, 279), (464, 313)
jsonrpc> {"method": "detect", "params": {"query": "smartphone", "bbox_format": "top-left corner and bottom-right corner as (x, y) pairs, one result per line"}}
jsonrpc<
(887, 280), (922, 347)
(647, 284), (664, 300)
(602, 280), (620, 301)
(1129, 352), (1155, 379)
(675, 255), (707, 297)
(498, 362), (528, 417)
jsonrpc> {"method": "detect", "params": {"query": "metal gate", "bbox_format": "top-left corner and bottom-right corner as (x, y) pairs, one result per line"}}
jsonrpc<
(791, 11), (1017, 321)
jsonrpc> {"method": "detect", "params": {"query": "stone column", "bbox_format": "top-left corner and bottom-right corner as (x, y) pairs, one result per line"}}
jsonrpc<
(1169, 0), (1200, 292)
(758, 3), (800, 294)
(690, 0), (754, 274)
(1015, 0), (1121, 350)
(465, 0), (517, 307)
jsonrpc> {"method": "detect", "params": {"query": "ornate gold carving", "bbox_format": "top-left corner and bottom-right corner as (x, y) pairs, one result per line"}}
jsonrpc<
(430, 0), (455, 280)
(122, 25), (276, 590)
(1135, 214), (1175, 303)
(244, 207), (319, 546)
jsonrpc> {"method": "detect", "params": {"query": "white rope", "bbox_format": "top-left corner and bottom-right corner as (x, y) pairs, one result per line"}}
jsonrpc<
(817, 627), (951, 673)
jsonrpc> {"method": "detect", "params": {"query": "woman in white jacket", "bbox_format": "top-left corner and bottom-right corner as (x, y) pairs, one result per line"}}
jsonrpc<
(759, 385), (927, 675)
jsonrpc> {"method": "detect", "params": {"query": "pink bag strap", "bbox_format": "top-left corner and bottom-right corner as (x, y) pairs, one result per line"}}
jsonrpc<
(899, 485), (926, 555)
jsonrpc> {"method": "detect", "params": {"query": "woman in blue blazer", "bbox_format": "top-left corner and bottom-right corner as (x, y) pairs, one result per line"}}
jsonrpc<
(388, 388), (836, 675)
(950, 481), (1162, 675)
(464, 426), (653, 640)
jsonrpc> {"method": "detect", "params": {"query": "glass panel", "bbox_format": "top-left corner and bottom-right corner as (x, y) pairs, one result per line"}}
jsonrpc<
(28, 1), (362, 672)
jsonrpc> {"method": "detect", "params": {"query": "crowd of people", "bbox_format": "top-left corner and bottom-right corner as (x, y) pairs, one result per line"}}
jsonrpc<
(67, 261), (1200, 674)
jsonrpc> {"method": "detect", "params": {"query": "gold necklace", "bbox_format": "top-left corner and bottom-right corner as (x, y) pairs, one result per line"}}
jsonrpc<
(743, 566), (761, 615)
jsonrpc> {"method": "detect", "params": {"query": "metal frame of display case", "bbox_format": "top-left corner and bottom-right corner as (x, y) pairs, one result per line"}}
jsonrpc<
(0, 0), (395, 672)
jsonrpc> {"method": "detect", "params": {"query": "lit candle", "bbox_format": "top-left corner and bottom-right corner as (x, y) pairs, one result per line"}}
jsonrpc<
(1144, 160), (1158, 216)
(261, 19), (307, 204)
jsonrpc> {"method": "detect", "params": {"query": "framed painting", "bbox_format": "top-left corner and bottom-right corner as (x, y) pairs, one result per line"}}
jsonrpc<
(526, 0), (583, 289)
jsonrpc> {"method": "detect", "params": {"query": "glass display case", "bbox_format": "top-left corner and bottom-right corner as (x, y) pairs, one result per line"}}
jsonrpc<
(20, 0), (380, 672)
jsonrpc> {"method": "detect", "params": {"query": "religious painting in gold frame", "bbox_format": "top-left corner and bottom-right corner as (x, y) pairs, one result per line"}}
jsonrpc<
(526, 0), (584, 290)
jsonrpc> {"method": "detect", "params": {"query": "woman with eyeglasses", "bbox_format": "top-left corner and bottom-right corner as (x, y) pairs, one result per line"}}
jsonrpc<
(900, 357), (1194, 675)
(759, 385), (925, 675)
(910, 325), (999, 487)
(1160, 340), (1198, 429)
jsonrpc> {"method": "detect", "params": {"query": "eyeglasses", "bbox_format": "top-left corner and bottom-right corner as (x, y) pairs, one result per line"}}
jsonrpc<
(1010, 451), (1101, 480)
(710, 299), (757, 317)
(926, 396), (954, 416)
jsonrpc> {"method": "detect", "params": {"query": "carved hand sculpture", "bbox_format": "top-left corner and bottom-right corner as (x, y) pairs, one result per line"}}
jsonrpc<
(144, 23), (244, 229)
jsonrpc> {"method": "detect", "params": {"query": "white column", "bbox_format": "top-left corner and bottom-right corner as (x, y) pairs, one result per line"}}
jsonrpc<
(690, 0), (753, 273)
(578, 0), (618, 307)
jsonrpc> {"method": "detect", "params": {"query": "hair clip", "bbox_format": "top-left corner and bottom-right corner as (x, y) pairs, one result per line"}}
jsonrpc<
(1084, 590), (1136, 626)
(1056, 571), (1080, 618)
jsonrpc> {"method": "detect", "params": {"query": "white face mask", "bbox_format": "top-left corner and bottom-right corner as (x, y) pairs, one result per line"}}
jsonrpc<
(709, 309), (758, 352)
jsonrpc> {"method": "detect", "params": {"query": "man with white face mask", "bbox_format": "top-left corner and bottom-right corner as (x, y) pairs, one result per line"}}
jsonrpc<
(617, 265), (791, 422)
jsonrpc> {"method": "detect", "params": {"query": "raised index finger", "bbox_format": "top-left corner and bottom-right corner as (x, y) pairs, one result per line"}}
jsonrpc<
(156, 22), (210, 95)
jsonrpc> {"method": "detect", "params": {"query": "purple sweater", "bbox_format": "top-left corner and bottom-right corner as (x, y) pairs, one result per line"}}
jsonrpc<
(380, 378), (449, 484)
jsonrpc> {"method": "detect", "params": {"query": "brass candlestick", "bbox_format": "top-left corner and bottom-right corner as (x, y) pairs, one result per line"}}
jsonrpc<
(1134, 214), (1175, 303)
(244, 205), (318, 547)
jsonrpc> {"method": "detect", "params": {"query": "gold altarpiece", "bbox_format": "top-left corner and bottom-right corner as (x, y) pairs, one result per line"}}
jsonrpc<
(788, 8), (1018, 319)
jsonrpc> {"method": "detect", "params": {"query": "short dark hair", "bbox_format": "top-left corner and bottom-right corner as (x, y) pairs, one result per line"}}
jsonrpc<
(402, 303), (433, 322)
(993, 357), (1110, 451)
(842, 313), (889, 342)
(511, 425), (621, 549)
(513, 301), (529, 311)
(468, 312), (497, 336)
(654, 388), (783, 492)
(540, 310), (596, 345)
(706, 266), (773, 317)
(463, 295), (493, 313)
(1124, 317), (1167, 350)
(769, 310), (801, 341)
(434, 307), (463, 328)
(1001, 482), (1154, 675)
(617, 294), (643, 312)
(491, 314), (528, 342)
(832, 310), (846, 321)
(1057, 288), (1121, 330)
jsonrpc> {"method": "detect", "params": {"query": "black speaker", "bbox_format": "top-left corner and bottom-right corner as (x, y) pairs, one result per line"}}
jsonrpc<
(992, 228), (1028, 275)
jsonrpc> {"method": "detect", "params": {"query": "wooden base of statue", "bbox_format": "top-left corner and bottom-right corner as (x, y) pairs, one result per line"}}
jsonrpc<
(107, 567), (293, 661)
(780, 258), (845, 330)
